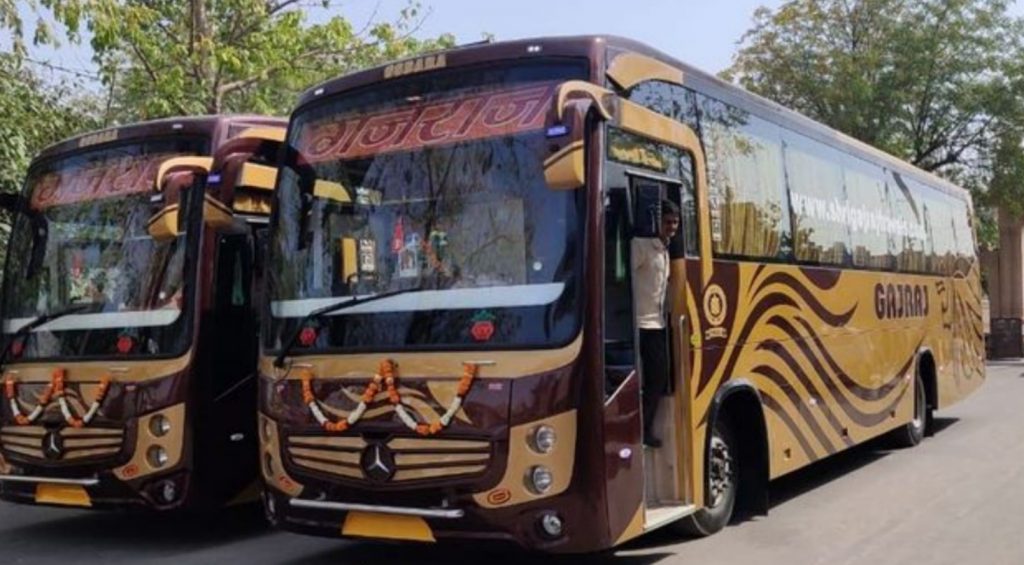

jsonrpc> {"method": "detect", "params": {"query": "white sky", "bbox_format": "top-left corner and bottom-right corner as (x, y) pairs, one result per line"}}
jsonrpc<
(11, 0), (1024, 92)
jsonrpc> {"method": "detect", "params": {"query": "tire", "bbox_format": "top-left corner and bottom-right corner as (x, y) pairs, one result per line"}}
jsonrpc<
(676, 415), (738, 537)
(888, 369), (929, 448)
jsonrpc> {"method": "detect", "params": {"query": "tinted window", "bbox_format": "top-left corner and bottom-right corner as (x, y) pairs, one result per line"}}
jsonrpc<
(628, 81), (701, 131)
(784, 133), (849, 265)
(698, 95), (790, 259)
(844, 157), (894, 270)
(915, 181), (957, 275)
(889, 173), (928, 272)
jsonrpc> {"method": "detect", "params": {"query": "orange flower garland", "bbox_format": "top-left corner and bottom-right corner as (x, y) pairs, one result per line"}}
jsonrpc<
(300, 360), (479, 436)
(5, 369), (111, 427)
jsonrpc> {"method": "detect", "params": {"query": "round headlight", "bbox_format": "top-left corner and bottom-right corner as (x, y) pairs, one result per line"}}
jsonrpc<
(149, 415), (171, 438)
(147, 446), (169, 468)
(531, 425), (557, 454)
(528, 465), (553, 494)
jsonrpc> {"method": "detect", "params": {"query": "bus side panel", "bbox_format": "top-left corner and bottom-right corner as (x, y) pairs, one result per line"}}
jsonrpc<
(940, 261), (986, 408)
(685, 260), (960, 480)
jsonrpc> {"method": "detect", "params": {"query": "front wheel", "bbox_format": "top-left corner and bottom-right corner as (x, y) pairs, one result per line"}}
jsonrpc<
(676, 415), (738, 537)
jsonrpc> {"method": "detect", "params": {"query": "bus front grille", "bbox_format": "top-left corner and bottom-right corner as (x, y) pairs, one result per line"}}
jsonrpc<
(0, 426), (125, 464)
(285, 434), (492, 485)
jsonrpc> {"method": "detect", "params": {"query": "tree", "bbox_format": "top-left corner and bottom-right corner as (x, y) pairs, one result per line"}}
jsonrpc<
(52, 0), (457, 119)
(724, 1), (1024, 204)
(0, 53), (100, 194)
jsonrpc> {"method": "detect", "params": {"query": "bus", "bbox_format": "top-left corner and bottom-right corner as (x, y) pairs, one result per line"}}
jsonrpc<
(258, 36), (984, 552)
(0, 115), (286, 510)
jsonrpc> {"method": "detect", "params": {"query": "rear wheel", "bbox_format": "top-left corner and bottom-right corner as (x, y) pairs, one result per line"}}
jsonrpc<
(676, 415), (737, 537)
(888, 369), (928, 448)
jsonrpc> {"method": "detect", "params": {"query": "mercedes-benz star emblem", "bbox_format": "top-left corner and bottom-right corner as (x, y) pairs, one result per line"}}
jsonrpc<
(360, 443), (396, 483)
(42, 430), (64, 460)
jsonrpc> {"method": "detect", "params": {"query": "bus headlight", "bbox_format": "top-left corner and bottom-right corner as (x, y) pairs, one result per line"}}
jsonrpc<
(147, 446), (169, 468)
(149, 415), (171, 438)
(528, 465), (553, 494)
(530, 425), (557, 454)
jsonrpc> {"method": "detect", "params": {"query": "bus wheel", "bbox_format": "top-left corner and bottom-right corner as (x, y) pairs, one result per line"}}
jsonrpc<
(677, 415), (738, 537)
(888, 370), (928, 448)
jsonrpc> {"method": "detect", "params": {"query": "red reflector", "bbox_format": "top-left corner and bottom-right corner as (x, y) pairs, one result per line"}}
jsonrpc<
(299, 327), (318, 347)
(116, 336), (134, 354)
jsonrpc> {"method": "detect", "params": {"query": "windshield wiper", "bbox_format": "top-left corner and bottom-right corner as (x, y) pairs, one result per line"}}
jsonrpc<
(273, 286), (424, 368)
(0, 304), (91, 367)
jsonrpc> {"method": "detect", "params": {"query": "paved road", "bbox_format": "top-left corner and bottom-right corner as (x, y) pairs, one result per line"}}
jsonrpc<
(2, 362), (1023, 565)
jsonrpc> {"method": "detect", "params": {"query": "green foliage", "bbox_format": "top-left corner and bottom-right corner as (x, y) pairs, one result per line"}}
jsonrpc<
(58, 0), (456, 119)
(0, 53), (100, 275)
(0, 53), (100, 194)
(724, 0), (1024, 247)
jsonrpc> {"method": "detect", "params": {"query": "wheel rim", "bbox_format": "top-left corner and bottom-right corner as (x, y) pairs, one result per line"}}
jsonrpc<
(911, 377), (925, 433)
(708, 434), (734, 509)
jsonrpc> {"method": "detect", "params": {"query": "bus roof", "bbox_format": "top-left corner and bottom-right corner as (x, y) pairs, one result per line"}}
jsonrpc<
(297, 34), (970, 203)
(32, 114), (286, 166)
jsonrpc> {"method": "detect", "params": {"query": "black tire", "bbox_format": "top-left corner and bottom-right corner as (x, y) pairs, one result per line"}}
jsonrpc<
(676, 415), (738, 537)
(888, 370), (929, 448)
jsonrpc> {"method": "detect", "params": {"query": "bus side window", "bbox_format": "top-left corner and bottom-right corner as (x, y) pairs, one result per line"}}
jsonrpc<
(678, 153), (699, 257)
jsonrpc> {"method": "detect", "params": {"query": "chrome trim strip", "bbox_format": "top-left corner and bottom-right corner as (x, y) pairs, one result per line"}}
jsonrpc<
(289, 498), (464, 519)
(0, 474), (99, 486)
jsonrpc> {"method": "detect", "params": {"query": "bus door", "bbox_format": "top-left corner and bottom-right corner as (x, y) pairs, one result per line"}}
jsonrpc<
(602, 164), (692, 516)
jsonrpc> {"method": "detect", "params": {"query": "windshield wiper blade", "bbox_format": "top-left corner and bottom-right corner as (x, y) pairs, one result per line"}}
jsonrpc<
(0, 304), (91, 367)
(273, 286), (424, 368)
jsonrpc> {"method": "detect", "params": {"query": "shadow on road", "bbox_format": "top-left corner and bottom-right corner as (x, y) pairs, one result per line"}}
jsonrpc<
(611, 415), (963, 555)
(284, 539), (674, 565)
(3, 503), (269, 553)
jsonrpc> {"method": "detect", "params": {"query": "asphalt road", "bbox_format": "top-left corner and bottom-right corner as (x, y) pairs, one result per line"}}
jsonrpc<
(2, 362), (1023, 565)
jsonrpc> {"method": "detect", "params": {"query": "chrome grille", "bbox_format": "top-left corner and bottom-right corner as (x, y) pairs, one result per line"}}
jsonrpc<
(285, 435), (491, 484)
(0, 426), (124, 462)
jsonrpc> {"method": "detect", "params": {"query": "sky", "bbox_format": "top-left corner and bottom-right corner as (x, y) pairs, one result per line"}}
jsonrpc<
(12, 0), (1024, 90)
(13, 0), (786, 89)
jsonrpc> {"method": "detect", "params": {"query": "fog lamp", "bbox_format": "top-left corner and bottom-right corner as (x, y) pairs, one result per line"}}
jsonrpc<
(149, 415), (171, 438)
(147, 446), (169, 468)
(531, 425), (557, 454)
(159, 480), (177, 503)
(538, 512), (564, 539)
(528, 465), (553, 494)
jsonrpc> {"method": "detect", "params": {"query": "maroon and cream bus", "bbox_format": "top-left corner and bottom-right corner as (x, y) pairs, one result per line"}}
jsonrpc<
(259, 36), (982, 552)
(0, 115), (285, 510)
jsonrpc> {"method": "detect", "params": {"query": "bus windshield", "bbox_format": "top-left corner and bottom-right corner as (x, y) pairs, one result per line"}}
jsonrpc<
(267, 61), (587, 352)
(1, 137), (207, 359)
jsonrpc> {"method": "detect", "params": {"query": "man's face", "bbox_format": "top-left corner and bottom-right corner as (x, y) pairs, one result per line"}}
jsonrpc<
(660, 213), (681, 241)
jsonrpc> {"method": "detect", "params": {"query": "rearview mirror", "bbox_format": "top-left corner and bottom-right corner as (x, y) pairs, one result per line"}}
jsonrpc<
(543, 100), (589, 191)
(147, 193), (240, 242)
(0, 192), (49, 278)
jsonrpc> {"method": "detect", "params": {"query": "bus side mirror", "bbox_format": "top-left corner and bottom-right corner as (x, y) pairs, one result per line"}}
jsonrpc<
(147, 193), (240, 242)
(0, 192), (49, 277)
(543, 100), (590, 191)
(147, 203), (180, 242)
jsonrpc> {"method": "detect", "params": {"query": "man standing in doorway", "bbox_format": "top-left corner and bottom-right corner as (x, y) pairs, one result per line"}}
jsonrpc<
(633, 199), (680, 448)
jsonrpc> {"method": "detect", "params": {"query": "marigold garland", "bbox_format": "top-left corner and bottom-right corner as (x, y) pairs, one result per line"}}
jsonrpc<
(5, 369), (112, 427)
(301, 359), (479, 436)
